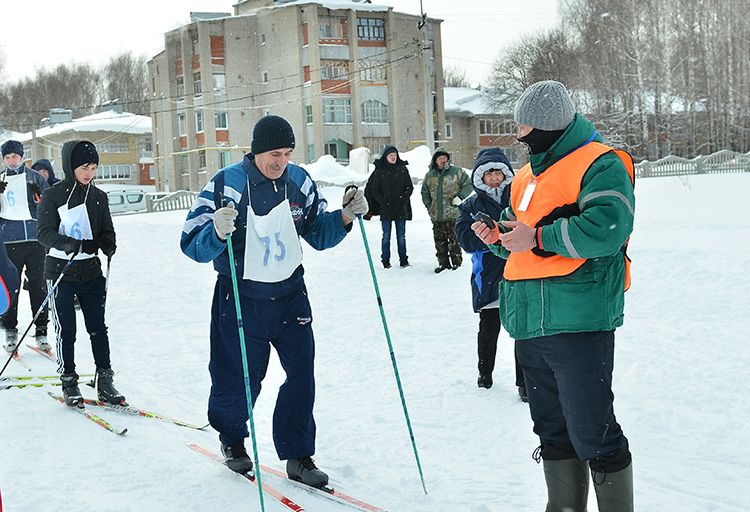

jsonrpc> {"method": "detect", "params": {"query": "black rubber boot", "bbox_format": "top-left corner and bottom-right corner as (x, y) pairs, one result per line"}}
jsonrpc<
(543, 458), (590, 512)
(96, 368), (126, 405)
(61, 373), (84, 408)
(287, 456), (329, 489)
(221, 442), (254, 474)
(591, 463), (633, 512)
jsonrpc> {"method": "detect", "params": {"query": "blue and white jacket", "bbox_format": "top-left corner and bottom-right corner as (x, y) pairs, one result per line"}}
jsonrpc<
(181, 153), (350, 300)
(0, 165), (48, 243)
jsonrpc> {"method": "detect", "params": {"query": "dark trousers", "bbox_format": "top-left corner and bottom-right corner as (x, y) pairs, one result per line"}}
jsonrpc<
(1, 241), (48, 330)
(380, 219), (407, 263)
(431, 220), (462, 268)
(208, 279), (316, 460)
(49, 276), (111, 375)
(478, 308), (524, 386)
(516, 330), (630, 469)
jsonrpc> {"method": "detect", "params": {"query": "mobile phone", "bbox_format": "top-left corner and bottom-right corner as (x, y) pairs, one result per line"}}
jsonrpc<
(471, 212), (496, 229)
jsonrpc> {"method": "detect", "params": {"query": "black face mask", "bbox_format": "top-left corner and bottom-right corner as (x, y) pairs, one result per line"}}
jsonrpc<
(517, 128), (565, 155)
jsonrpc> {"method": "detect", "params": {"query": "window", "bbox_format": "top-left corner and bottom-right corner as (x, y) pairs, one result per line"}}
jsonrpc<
(126, 193), (144, 204)
(323, 98), (352, 123)
(193, 72), (202, 95)
(98, 142), (130, 153)
(361, 100), (388, 123)
(357, 18), (385, 41)
(191, 37), (199, 54)
(259, 33), (266, 46)
(177, 114), (187, 136)
(215, 111), (228, 129)
(319, 16), (345, 39)
(321, 60), (348, 80)
(97, 164), (132, 180)
(359, 59), (387, 81)
(305, 105), (313, 124)
(324, 142), (338, 159)
(108, 195), (124, 206)
(308, 144), (315, 162)
(176, 76), (185, 100)
(445, 122), (453, 139)
(479, 118), (513, 136)
(262, 71), (269, 83)
(195, 111), (204, 132)
(213, 73), (226, 94)
(219, 150), (231, 168)
(198, 150), (206, 169)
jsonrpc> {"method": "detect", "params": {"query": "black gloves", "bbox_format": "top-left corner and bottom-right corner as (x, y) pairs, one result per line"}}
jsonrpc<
(99, 241), (116, 258)
(28, 182), (42, 196)
(0, 181), (6, 194)
(59, 237), (82, 255)
(81, 240), (98, 254)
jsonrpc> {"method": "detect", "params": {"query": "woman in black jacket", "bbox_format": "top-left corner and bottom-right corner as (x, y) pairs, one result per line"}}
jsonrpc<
(37, 140), (125, 407)
(364, 146), (413, 268)
(456, 147), (525, 400)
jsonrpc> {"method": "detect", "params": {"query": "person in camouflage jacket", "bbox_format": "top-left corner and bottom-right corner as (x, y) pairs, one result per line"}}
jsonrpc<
(421, 147), (472, 273)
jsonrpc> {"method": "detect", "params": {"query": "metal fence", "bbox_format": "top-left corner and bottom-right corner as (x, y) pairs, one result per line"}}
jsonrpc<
(635, 149), (750, 178)
(146, 190), (198, 213)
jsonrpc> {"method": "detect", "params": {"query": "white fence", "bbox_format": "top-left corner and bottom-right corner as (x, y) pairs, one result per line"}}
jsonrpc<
(146, 190), (198, 213)
(635, 149), (750, 178)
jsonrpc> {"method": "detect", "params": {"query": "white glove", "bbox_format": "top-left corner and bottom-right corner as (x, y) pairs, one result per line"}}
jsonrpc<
(452, 196), (462, 206)
(214, 202), (239, 240)
(342, 188), (369, 222)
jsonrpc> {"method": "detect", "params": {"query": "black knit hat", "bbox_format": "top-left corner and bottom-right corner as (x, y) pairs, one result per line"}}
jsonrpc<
(251, 115), (295, 155)
(1, 140), (24, 158)
(70, 141), (99, 170)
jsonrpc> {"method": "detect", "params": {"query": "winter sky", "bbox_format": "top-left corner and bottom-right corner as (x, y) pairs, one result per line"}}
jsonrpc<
(1, 0), (559, 87)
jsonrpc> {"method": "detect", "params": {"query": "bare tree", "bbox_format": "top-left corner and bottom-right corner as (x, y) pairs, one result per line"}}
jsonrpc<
(101, 52), (150, 115)
(443, 65), (471, 88)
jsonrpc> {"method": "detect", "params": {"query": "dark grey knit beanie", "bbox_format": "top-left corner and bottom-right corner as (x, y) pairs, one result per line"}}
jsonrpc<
(514, 80), (576, 131)
(251, 115), (296, 155)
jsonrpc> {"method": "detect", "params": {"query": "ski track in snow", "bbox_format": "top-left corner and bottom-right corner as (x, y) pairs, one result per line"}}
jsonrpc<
(1, 174), (749, 511)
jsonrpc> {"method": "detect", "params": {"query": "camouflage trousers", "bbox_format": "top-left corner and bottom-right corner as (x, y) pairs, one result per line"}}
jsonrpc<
(431, 220), (462, 269)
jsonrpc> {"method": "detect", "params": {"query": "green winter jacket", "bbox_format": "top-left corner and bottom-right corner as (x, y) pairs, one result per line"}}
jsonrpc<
(421, 147), (472, 222)
(490, 114), (635, 340)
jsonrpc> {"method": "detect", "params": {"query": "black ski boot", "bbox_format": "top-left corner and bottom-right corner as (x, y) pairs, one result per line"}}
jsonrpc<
(287, 456), (329, 489)
(477, 372), (493, 389)
(96, 368), (126, 405)
(61, 373), (84, 408)
(221, 442), (254, 475)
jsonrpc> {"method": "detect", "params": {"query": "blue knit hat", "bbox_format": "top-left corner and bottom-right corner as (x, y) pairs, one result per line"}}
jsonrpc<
(1, 140), (24, 158)
(251, 115), (295, 155)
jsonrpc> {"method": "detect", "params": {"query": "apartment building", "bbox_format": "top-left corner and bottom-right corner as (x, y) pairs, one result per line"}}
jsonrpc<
(443, 87), (528, 169)
(15, 108), (154, 186)
(147, 0), (444, 192)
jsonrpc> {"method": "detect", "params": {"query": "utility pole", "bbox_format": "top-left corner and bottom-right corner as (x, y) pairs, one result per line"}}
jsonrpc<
(418, 1), (435, 151)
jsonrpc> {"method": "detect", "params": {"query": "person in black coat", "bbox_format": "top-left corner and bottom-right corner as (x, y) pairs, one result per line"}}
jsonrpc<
(31, 159), (61, 186)
(364, 145), (414, 268)
(456, 147), (526, 399)
(37, 140), (125, 408)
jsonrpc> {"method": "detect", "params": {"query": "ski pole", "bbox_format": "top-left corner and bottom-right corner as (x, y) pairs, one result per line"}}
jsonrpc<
(224, 213), (266, 512)
(346, 185), (428, 494)
(0, 251), (77, 377)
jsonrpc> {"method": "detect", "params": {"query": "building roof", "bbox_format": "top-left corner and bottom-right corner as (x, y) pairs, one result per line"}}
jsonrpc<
(17, 110), (152, 143)
(242, 0), (391, 14)
(444, 87), (511, 117)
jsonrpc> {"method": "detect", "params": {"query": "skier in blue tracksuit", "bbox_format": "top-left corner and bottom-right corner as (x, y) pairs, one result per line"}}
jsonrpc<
(181, 115), (368, 488)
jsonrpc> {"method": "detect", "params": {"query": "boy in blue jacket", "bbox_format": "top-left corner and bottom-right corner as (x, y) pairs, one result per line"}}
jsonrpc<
(456, 148), (526, 400)
(181, 116), (368, 488)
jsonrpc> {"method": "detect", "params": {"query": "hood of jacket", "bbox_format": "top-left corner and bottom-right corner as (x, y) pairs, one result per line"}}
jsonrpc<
(471, 147), (514, 204)
(374, 145), (409, 168)
(430, 146), (451, 169)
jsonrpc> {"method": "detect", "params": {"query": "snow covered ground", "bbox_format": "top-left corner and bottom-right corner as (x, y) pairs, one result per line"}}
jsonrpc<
(1, 172), (748, 511)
